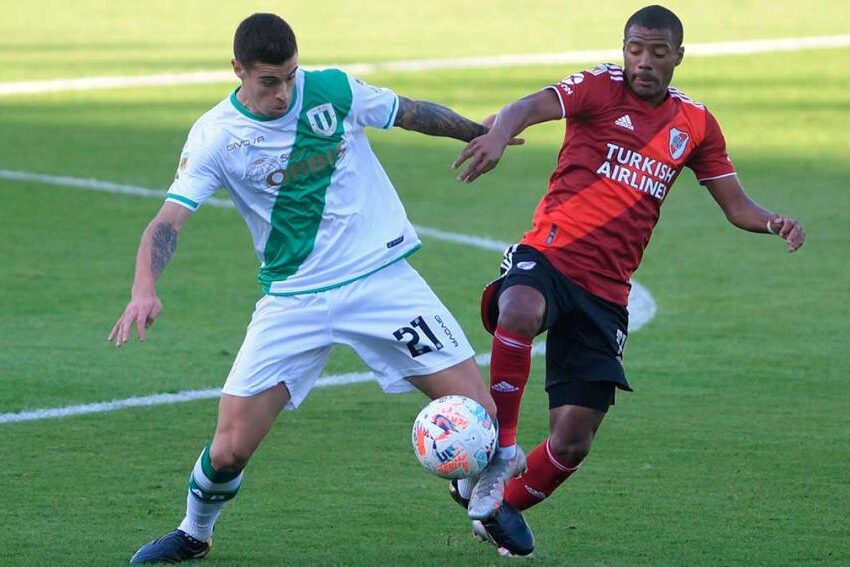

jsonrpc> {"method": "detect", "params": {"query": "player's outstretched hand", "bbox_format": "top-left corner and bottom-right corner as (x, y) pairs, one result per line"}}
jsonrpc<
(454, 132), (511, 183)
(107, 291), (163, 346)
(768, 215), (805, 252)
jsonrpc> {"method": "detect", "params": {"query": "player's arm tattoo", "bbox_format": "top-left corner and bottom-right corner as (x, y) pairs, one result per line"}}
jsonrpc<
(150, 221), (178, 278)
(394, 96), (486, 142)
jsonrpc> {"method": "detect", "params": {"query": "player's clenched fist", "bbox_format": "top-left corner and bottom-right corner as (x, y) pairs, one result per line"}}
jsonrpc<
(768, 215), (805, 252)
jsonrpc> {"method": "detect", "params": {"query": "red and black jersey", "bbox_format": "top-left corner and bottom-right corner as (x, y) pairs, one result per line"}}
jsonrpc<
(521, 63), (736, 306)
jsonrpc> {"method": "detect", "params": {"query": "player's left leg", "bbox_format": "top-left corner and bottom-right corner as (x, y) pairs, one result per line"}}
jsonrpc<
(502, 273), (628, 513)
(334, 259), (534, 556)
(504, 393), (609, 511)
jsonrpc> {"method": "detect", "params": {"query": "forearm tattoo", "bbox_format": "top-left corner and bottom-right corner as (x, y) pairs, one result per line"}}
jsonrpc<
(394, 97), (487, 142)
(151, 222), (178, 277)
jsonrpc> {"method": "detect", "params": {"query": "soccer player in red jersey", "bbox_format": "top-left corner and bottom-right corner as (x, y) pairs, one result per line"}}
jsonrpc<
(451, 4), (805, 553)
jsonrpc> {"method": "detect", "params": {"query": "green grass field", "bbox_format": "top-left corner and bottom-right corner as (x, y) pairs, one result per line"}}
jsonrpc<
(2, 1), (849, 565)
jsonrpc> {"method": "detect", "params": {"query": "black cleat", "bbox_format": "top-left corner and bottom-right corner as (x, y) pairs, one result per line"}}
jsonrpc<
(449, 479), (470, 509)
(129, 529), (211, 564)
(480, 503), (535, 556)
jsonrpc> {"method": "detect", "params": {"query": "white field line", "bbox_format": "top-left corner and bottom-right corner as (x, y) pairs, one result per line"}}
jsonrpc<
(1, 34), (849, 97)
(0, 170), (655, 424)
(0, 347), (549, 425)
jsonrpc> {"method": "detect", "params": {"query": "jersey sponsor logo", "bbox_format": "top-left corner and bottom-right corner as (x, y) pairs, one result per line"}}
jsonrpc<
(596, 143), (677, 200)
(668, 128), (690, 160)
(306, 103), (337, 137)
(246, 143), (346, 189)
(246, 156), (283, 188)
(615, 114), (635, 131)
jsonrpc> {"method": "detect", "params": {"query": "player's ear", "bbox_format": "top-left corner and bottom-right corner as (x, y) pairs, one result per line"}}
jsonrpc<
(232, 58), (246, 80)
(674, 46), (684, 66)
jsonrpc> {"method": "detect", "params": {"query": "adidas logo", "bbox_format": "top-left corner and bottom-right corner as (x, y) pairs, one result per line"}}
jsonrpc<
(615, 114), (634, 130)
(491, 381), (519, 393)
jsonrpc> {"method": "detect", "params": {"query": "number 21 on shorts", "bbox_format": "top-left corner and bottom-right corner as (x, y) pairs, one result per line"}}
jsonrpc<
(393, 315), (444, 358)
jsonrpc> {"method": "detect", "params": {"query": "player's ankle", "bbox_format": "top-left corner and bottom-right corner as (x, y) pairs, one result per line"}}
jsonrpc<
(498, 444), (517, 460)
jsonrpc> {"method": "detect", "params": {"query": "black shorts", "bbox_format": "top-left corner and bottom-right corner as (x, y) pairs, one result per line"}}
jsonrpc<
(484, 244), (631, 412)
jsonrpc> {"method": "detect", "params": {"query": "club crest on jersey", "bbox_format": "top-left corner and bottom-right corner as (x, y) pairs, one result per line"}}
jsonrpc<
(306, 103), (337, 137)
(668, 128), (690, 160)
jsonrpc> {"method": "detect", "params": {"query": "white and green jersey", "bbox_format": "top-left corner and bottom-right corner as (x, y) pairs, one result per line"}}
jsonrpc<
(166, 68), (421, 295)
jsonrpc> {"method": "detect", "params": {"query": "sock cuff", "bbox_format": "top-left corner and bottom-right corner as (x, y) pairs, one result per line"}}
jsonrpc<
(200, 442), (242, 483)
(494, 326), (533, 350)
(545, 438), (581, 473)
(189, 475), (241, 503)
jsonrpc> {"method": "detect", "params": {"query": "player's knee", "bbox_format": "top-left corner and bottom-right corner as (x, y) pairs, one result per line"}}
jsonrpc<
(496, 304), (542, 339)
(209, 443), (252, 472)
(548, 433), (592, 465)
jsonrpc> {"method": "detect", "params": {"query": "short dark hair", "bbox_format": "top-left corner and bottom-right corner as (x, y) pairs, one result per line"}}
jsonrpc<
(624, 5), (683, 47)
(233, 13), (298, 67)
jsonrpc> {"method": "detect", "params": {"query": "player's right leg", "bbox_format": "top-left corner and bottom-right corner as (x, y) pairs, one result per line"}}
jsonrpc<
(465, 245), (556, 521)
(130, 385), (290, 564)
(131, 294), (333, 564)
(464, 283), (544, 518)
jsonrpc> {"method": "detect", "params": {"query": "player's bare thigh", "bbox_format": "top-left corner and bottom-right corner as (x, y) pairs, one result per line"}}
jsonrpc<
(497, 284), (547, 338)
(407, 357), (496, 419)
(209, 383), (291, 472)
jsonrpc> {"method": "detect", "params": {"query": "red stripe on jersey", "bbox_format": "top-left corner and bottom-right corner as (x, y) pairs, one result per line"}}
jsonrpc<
(521, 67), (733, 305)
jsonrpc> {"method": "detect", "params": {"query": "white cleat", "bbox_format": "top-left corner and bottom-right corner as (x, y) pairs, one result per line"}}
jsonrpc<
(467, 446), (527, 520)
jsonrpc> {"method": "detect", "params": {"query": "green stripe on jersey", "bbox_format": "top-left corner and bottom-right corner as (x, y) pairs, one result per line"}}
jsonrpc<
(260, 70), (353, 288)
(165, 192), (199, 209)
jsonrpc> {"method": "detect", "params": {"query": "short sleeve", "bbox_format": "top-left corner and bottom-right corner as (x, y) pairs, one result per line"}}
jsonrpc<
(165, 124), (222, 211)
(687, 110), (737, 184)
(546, 64), (619, 120)
(347, 75), (399, 130)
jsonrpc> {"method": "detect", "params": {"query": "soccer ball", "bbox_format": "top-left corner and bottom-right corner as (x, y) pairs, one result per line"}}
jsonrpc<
(411, 395), (497, 479)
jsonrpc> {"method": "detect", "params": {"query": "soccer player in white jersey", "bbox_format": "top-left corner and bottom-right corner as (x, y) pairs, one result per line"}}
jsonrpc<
(109, 13), (530, 563)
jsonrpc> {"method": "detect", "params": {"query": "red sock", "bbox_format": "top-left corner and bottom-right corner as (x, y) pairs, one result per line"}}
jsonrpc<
(504, 438), (581, 511)
(489, 326), (533, 448)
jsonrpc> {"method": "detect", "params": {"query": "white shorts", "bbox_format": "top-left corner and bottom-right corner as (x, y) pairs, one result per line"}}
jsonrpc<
(222, 259), (475, 409)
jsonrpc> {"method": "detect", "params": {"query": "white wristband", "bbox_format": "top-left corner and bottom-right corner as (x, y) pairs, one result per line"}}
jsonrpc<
(766, 219), (777, 234)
